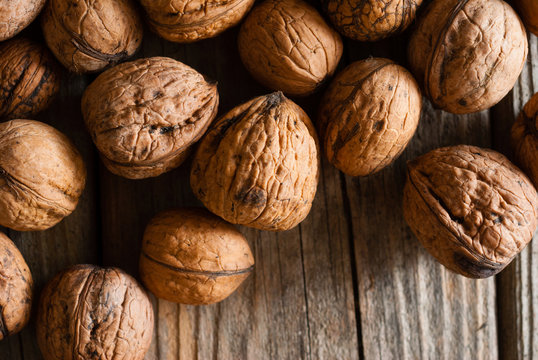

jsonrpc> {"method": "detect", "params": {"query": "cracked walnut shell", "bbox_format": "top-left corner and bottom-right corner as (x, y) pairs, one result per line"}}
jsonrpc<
(238, 0), (343, 97)
(408, 0), (527, 114)
(318, 58), (421, 177)
(82, 57), (219, 179)
(514, 0), (538, 36)
(37, 265), (153, 360)
(0, 120), (86, 231)
(403, 145), (538, 278)
(0, 0), (46, 41)
(140, 208), (254, 305)
(191, 92), (319, 231)
(512, 92), (538, 187)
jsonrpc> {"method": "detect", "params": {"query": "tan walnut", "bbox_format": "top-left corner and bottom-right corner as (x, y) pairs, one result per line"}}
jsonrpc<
(318, 58), (421, 177)
(37, 264), (153, 360)
(514, 0), (538, 36)
(0, 232), (33, 341)
(403, 145), (538, 278)
(41, 0), (143, 73)
(0, 120), (86, 231)
(408, 0), (527, 114)
(82, 57), (219, 179)
(0, 38), (61, 121)
(238, 0), (343, 97)
(322, 0), (423, 41)
(0, 0), (46, 41)
(512, 92), (538, 187)
(140, 0), (255, 43)
(140, 208), (254, 305)
(191, 92), (319, 231)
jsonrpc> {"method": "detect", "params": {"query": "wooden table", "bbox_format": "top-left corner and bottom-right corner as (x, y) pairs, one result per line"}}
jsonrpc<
(1, 1), (536, 358)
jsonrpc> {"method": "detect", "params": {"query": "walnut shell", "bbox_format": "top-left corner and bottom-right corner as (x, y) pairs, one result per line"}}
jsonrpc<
(512, 92), (538, 187)
(0, 38), (61, 121)
(408, 0), (527, 114)
(0, 232), (32, 341)
(140, 208), (254, 305)
(318, 58), (421, 177)
(82, 57), (219, 179)
(36, 264), (153, 360)
(0, 120), (86, 231)
(238, 0), (343, 97)
(191, 92), (319, 231)
(140, 0), (255, 43)
(322, 0), (423, 41)
(0, 0), (46, 41)
(41, 0), (143, 73)
(403, 145), (538, 278)
(514, 0), (538, 36)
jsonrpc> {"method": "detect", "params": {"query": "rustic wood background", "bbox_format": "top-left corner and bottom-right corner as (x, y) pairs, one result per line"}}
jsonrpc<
(1, 0), (536, 358)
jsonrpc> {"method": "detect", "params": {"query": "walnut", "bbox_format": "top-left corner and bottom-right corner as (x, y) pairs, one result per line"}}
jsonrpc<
(514, 0), (538, 36)
(0, 232), (32, 341)
(41, 0), (143, 73)
(0, 0), (46, 41)
(82, 57), (219, 179)
(322, 0), (423, 41)
(318, 58), (422, 177)
(403, 145), (538, 278)
(139, 208), (254, 305)
(36, 264), (153, 360)
(140, 0), (255, 43)
(408, 0), (527, 114)
(0, 120), (86, 231)
(238, 0), (343, 97)
(191, 92), (319, 231)
(512, 92), (538, 187)
(0, 38), (61, 121)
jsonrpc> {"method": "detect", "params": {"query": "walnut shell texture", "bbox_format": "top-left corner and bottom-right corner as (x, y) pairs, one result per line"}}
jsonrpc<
(0, 0), (46, 41)
(514, 0), (538, 36)
(238, 0), (343, 97)
(0, 38), (61, 121)
(140, 208), (254, 305)
(403, 145), (538, 278)
(408, 0), (527, 114)
(0, 232), (32, 341)
(82, 57), (219, 179)
(318, 58), (421, 177)
(140, 0), (255, 43)
(36, 264), (153, 360)
(191, 92), (319, 231)
(0, 120), (86, 231)
(41, 0), (143, 73)
(512, 92), (538, 187)
(322, 0), (423, 41)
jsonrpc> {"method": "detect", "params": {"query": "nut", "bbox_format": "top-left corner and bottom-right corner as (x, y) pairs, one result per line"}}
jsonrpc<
(140, 208), (254, 305)
(403, 145), (538, 278)
(0, 0), (46, 41)
(41, 0), (143, 73)
(0, 232), (32, 341)
(140, 0), (255, 43)
(408, 0), (527, 114)
(191, 92), (319, 231)
(238, 0), (343, 97)
(0, 120), (86, 231)
(318, 58), (421, 176)
(36, 264), (153, 360)
(512, 92), (538, 187)
(322, 0), (423, 41)
(82, 57), (219, 179)
(514, 0), (538, 36)
(0, 38), (61, 121)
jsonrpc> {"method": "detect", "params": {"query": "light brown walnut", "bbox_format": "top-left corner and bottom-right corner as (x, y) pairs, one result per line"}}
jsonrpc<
(512, 92), (538, 187)
(514, 0), (538, 36)
(0, 0), (46, 41)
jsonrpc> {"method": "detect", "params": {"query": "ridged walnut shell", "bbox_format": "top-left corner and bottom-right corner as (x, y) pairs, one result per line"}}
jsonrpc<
(0, 232), (32, 341)
(322, 0), (423, 41)
(140, 208), (254, 305)
(0, 120), (86, 231)
(0, 38), (61, 121)
(238, 0), (343, 97)
(0, 0), (46, 41)
(191, 92), (319, 231)
(403, 145), (538, 278)
(41, 0), (143, 73)
(408, 0), (527, 114)
(318, 58), (421, 177)
(140, 0), (255, 43)
(514, 0), (538, 36)
(512, 92), (538, 187)
(36, 265), (153, 360)
(82, 57), (219, 179)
